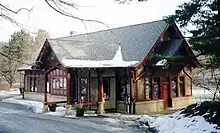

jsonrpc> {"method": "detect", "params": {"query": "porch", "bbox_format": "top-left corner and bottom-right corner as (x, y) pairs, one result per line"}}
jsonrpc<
(21, 67), (135, 114)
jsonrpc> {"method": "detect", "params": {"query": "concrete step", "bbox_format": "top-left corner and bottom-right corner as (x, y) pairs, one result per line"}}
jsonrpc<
(84, 110), (96, 114)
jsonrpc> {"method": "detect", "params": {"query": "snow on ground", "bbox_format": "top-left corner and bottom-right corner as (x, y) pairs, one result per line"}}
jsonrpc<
(0, 88), (20, 98)
(2, 96), (44, 113)
(1, 93), (76, 117)
(142, 112), (220, 133)
(106, 111), (220, 133)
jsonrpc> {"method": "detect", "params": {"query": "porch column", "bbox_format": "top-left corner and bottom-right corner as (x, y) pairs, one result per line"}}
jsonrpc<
(97, 70), (105, 114)
(66, 73), (71, 105)
(43, 71), (48, 113)
(65, 73), (72, 115)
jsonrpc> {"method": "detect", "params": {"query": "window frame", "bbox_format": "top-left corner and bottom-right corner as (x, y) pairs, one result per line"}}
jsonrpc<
(143, 76), (162, 100)
(103, 77), (111, 100)
(178, 75), (186, 97)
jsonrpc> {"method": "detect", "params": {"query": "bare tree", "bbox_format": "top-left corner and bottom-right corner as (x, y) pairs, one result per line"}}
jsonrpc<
(193, 68), (220, 101)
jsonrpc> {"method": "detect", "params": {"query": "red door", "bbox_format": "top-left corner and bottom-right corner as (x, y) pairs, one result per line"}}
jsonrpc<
(162, 84), (169, 109)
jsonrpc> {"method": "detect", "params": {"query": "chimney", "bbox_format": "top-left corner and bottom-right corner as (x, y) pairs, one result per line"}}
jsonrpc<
(70, 31), (77, 36)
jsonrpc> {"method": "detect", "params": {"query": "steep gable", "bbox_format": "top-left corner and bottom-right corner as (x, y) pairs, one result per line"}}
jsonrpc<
(58, 20), (168, 62)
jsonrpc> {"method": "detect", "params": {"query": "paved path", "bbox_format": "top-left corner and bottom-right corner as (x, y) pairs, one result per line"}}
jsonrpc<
(0, 102), (147, 133)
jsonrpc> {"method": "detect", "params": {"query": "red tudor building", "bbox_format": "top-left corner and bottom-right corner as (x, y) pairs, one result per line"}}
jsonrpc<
(18, 20), (200, 114)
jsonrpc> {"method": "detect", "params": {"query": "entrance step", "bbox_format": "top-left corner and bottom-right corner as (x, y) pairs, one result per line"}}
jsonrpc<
(84, 110), (96, 114)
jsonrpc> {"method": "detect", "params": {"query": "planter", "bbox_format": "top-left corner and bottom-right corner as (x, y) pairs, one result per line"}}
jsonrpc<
(75, 106), (87, 117)
(48, 104), (57, 112)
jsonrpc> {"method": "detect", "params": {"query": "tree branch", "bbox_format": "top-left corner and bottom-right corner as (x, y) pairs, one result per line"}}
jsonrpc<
(0, 4), (32, 14)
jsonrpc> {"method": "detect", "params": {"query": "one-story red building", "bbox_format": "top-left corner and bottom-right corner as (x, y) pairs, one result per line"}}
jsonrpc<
(18, 20), (200, 114)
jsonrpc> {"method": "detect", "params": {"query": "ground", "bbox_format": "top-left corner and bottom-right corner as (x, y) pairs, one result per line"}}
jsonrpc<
(0, 101), (148, 133)
(1, 88), (220, 133)
(0, 90), (147, 133)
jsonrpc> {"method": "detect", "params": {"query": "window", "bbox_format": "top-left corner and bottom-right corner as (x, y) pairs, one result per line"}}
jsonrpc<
(143, 77), (161, 100)
(119, 78), (126, 100)
(103, 78), (110, 100)
(171, 77), (178, 97)
(153, 77), (160, 99)
(145, 78), (151, 99)
(170, 76), (185, 97)
(80, 78), (88, 102)
(49, 69), (67, 96)
(179, 76), (185, 96)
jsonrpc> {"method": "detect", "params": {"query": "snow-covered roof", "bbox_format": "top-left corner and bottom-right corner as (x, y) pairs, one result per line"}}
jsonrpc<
(61, 46), (139, 68)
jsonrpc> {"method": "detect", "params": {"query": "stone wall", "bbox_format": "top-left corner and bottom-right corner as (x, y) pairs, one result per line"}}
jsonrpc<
(24, 91), (66, 103)
(172, 97), (195, 109)
(117, 101), (126, 113)
(135, 100), (164, 114)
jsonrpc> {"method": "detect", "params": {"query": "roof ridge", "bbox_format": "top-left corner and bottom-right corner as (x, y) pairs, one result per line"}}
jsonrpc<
(49, 39), (120, 44)
(56, 19), (166, 39)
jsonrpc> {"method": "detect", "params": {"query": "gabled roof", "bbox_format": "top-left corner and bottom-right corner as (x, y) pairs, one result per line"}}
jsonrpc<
(18, 20), (169, 69)
(57, 19), (168, 62)
(47, 39), (139, 68)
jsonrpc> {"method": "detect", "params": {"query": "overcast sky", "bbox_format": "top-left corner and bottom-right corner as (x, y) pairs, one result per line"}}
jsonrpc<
(0, 0), (187, 42)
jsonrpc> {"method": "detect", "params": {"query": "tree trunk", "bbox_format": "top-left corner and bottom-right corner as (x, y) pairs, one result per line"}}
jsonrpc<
(9, 82), (12, 89)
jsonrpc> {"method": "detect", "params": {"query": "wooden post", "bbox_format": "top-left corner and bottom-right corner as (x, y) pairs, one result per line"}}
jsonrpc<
(97, 70), (105, 114)
(98, 70), (104, 102)
(43, 71), (49, 113)
(169, 74), (172, 98)
(44, 72), (47, 103)
(135, 68), (138, 101)
(67, 73), (71, 105)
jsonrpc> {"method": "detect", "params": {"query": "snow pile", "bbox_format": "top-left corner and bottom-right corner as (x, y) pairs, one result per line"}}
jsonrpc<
(45, 106), (67, 116)
(2, 96), (43, 113)
(137, 102), (220, 133)
(45, 106), (76, 118)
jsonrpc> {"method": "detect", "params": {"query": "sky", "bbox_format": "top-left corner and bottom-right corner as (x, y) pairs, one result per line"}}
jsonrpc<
(0, 0), (188, 42)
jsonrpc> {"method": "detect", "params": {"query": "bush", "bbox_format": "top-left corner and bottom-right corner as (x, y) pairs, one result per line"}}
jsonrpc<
(75, 106), (87, 117)
(48, 104), (57, 112)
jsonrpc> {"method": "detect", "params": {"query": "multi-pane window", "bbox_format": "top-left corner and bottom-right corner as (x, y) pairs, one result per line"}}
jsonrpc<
(143, 77), (160, 100)
(145, 78), (151, 99)
(153, 77), (160, 99)
(171, 77), (178, 97)
(49, 69), (66, 96)
(179, 76), (185, 96)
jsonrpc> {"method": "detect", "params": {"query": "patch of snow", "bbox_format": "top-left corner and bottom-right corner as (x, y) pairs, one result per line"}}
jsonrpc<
(112, 111), (219, 133)
(45, 106), (66, 116)
(136, 112), (220, 133)
(104, 118), (121, 124)
(156, 59), (168, 66)
(0, 88), (20, 98)
(62, 45), (139, 68)
(46, 106), (76, 117)
(2, 96), (43, 113)
(64, 114), (76, 118)
(84, 114), (98, 116)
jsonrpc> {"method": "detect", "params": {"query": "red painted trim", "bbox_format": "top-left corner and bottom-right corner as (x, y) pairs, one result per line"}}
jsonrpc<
(143, 77), (146, 99)
(159, 77), (163, 99)
(169, 74), (172, 98)
(184, 75), (186, 96)
(44, 72), (47, 103)
(45, 101), (66, 105)
(98, 70), (104, 102)
(136, 24), (170, 69)
(135, 69), (139, 100)
(88, 70), (91, 102)
(136, 99), (163, 102)
(66, 73), (71, 104)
